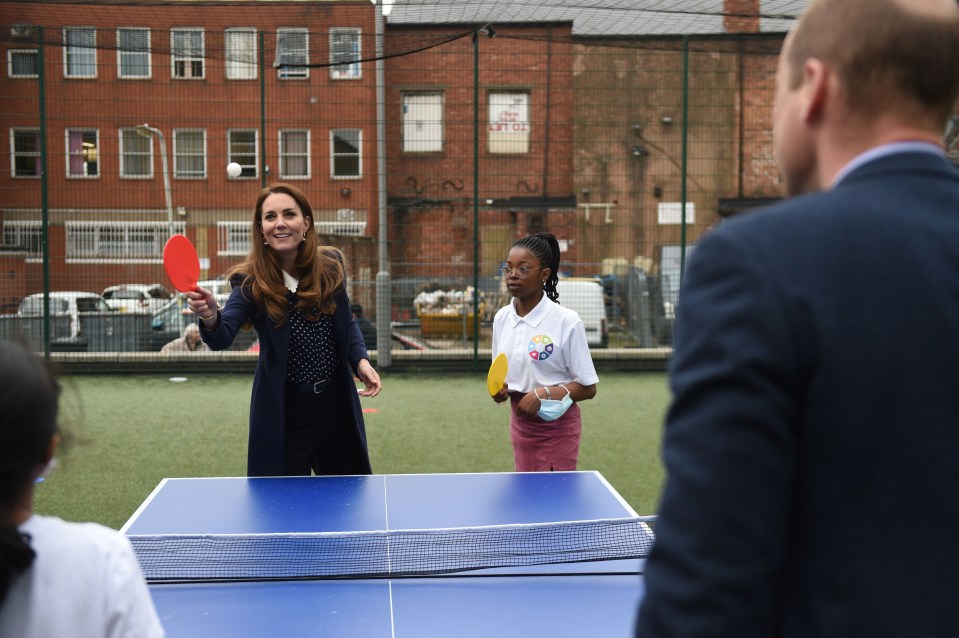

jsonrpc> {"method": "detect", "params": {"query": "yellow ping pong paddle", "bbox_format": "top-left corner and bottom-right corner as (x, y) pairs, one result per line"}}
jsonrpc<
(487, 352), (508, 396)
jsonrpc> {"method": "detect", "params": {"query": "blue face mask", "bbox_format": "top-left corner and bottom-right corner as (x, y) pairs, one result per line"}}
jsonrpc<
(537, 385), (573, 421)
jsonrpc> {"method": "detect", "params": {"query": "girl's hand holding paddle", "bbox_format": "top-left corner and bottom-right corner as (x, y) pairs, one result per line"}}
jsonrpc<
(185, 286), (219, 325)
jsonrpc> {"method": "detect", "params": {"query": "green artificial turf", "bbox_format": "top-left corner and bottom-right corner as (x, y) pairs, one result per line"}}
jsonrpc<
(35, 372), (670, 530)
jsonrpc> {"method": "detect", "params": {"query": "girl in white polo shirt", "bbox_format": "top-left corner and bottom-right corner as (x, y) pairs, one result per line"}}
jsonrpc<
(490, 232), (599, 471)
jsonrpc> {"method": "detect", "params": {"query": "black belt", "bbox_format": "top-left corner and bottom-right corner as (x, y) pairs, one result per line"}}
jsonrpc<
(288, 379), (333, 394)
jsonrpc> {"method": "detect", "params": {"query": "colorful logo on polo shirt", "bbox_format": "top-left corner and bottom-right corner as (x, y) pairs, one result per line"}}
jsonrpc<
(528, 334), (554, 361)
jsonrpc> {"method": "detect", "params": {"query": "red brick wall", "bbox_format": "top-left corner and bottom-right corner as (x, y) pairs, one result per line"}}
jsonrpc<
(384, 24), (576, 276)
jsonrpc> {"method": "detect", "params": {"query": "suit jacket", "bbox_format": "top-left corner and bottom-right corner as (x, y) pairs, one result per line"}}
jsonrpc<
(636, 152), (959, 637)
(201, 272), (372, 477)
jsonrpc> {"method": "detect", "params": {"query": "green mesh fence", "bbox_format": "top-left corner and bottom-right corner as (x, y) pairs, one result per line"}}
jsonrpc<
(0, 1), (800, 367)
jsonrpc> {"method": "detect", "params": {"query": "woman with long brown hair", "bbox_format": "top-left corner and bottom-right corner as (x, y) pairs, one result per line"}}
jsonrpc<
(186, 183), (381, 477)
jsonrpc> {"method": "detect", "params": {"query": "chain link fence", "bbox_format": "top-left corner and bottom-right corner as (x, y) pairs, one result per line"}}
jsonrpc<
(0, 2), (799, 368)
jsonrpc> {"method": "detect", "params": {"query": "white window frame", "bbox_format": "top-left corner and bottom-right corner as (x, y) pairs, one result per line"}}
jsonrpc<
(1, 220), (43, 259)
(330, 128), (362, 179)
(227, 128), (258, 179)
(7, 49), (38, 78)
(63, 27), (97, 79)
(278, 129), (310, 179)
(65, 220), (186, 263)
(217, 221), (251, 256)
(116, 27), (151, 79)
(225, 28), (257, 80)
(276, 28), (308, 80)
(10, 128), (40, 178)
(402, 92), (444, 153)
(329, 28), (361, 80)
(488, 91), (531, 154)
(65, 128), (100, 179)
(119, 127), (153, 179)
(171, 28), (205, 80)
(173, 128), (207, 179)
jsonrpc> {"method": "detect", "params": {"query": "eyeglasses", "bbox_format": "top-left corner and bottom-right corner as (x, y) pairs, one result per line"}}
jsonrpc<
(499, 266), (542, 278)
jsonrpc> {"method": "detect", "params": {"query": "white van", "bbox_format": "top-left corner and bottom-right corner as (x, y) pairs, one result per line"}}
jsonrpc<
(555, 278), (608, 348)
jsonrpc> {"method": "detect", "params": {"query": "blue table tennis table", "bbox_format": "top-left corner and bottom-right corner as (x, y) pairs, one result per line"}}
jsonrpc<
(121, 471), (650, 637)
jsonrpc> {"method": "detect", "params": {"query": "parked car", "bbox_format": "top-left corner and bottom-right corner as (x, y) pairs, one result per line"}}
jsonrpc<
(149, 296), (256, 352)
(102, 283), (173, 314)
(17, 291), (113, 345)
(555, 278), (608, 348)
(653, 244), (697, 345)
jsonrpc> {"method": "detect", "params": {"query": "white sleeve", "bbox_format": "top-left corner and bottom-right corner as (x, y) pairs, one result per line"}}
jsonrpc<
(491, 307), (505, 359)
(566, 320), (599, 386)
(105, 536), (165, 638)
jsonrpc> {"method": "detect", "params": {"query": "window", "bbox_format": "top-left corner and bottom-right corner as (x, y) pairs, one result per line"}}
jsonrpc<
(279, 129), (309, 178)
(228, 129), (257, 178)
(63, 27), (96, 78)
(66, 221), (185, 261)
(657, 202), (696, 225)
(488, 92), (530, 154)
(217, 221), (251, 256)
(173, 129), (206, 178)
(11, 129), (40, 178)
(331, 129), (361, 178)
(1, 221), (42, 257)
(117, 28), (150, 78)
(171, 28), (204, 79)
(402, 93), (443, 153)
(276, 28), (308, 79)
(225, 28), (256, 80)
(66, 129), (99, 178)
(314, 208), (367, 236)
(119, 128), (152, 178)
(8, 49), (38, 78)
(330, 28), (360, 79)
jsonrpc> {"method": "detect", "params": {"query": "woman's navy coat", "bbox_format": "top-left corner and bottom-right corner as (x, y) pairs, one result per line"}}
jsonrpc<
(200, 274), (372, 477)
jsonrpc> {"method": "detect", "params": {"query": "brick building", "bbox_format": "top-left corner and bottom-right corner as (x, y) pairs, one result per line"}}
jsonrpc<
(0, 0), (378, 310)
(384, 22), (576, 282)
(0, 0), (804, 324)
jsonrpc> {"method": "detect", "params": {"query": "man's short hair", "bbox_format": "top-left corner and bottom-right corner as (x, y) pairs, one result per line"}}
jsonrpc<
(787, 0), (959, 123)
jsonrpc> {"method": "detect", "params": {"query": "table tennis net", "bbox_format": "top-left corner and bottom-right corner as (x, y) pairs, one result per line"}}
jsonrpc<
(129, 516), (655, 581)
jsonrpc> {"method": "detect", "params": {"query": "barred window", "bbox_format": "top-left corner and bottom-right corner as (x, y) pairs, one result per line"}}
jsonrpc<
(1, 221), (43, 257)
(65, 221), (185, 261)
(217, 221), (251, 256)
(228, 129), (257, 178)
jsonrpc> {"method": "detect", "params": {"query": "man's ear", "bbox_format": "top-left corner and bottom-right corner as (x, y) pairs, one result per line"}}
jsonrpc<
(801, 57), (830, 124)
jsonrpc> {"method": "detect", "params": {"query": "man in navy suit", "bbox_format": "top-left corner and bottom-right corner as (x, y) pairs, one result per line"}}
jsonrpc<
(636, 0), (959, 636)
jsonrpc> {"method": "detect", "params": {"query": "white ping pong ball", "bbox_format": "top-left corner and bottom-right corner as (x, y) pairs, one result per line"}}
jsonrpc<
(226, 162), (242, 178)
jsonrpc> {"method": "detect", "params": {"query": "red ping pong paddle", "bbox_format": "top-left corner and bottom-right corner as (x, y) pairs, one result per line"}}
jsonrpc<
(163, 234), (200, 293)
